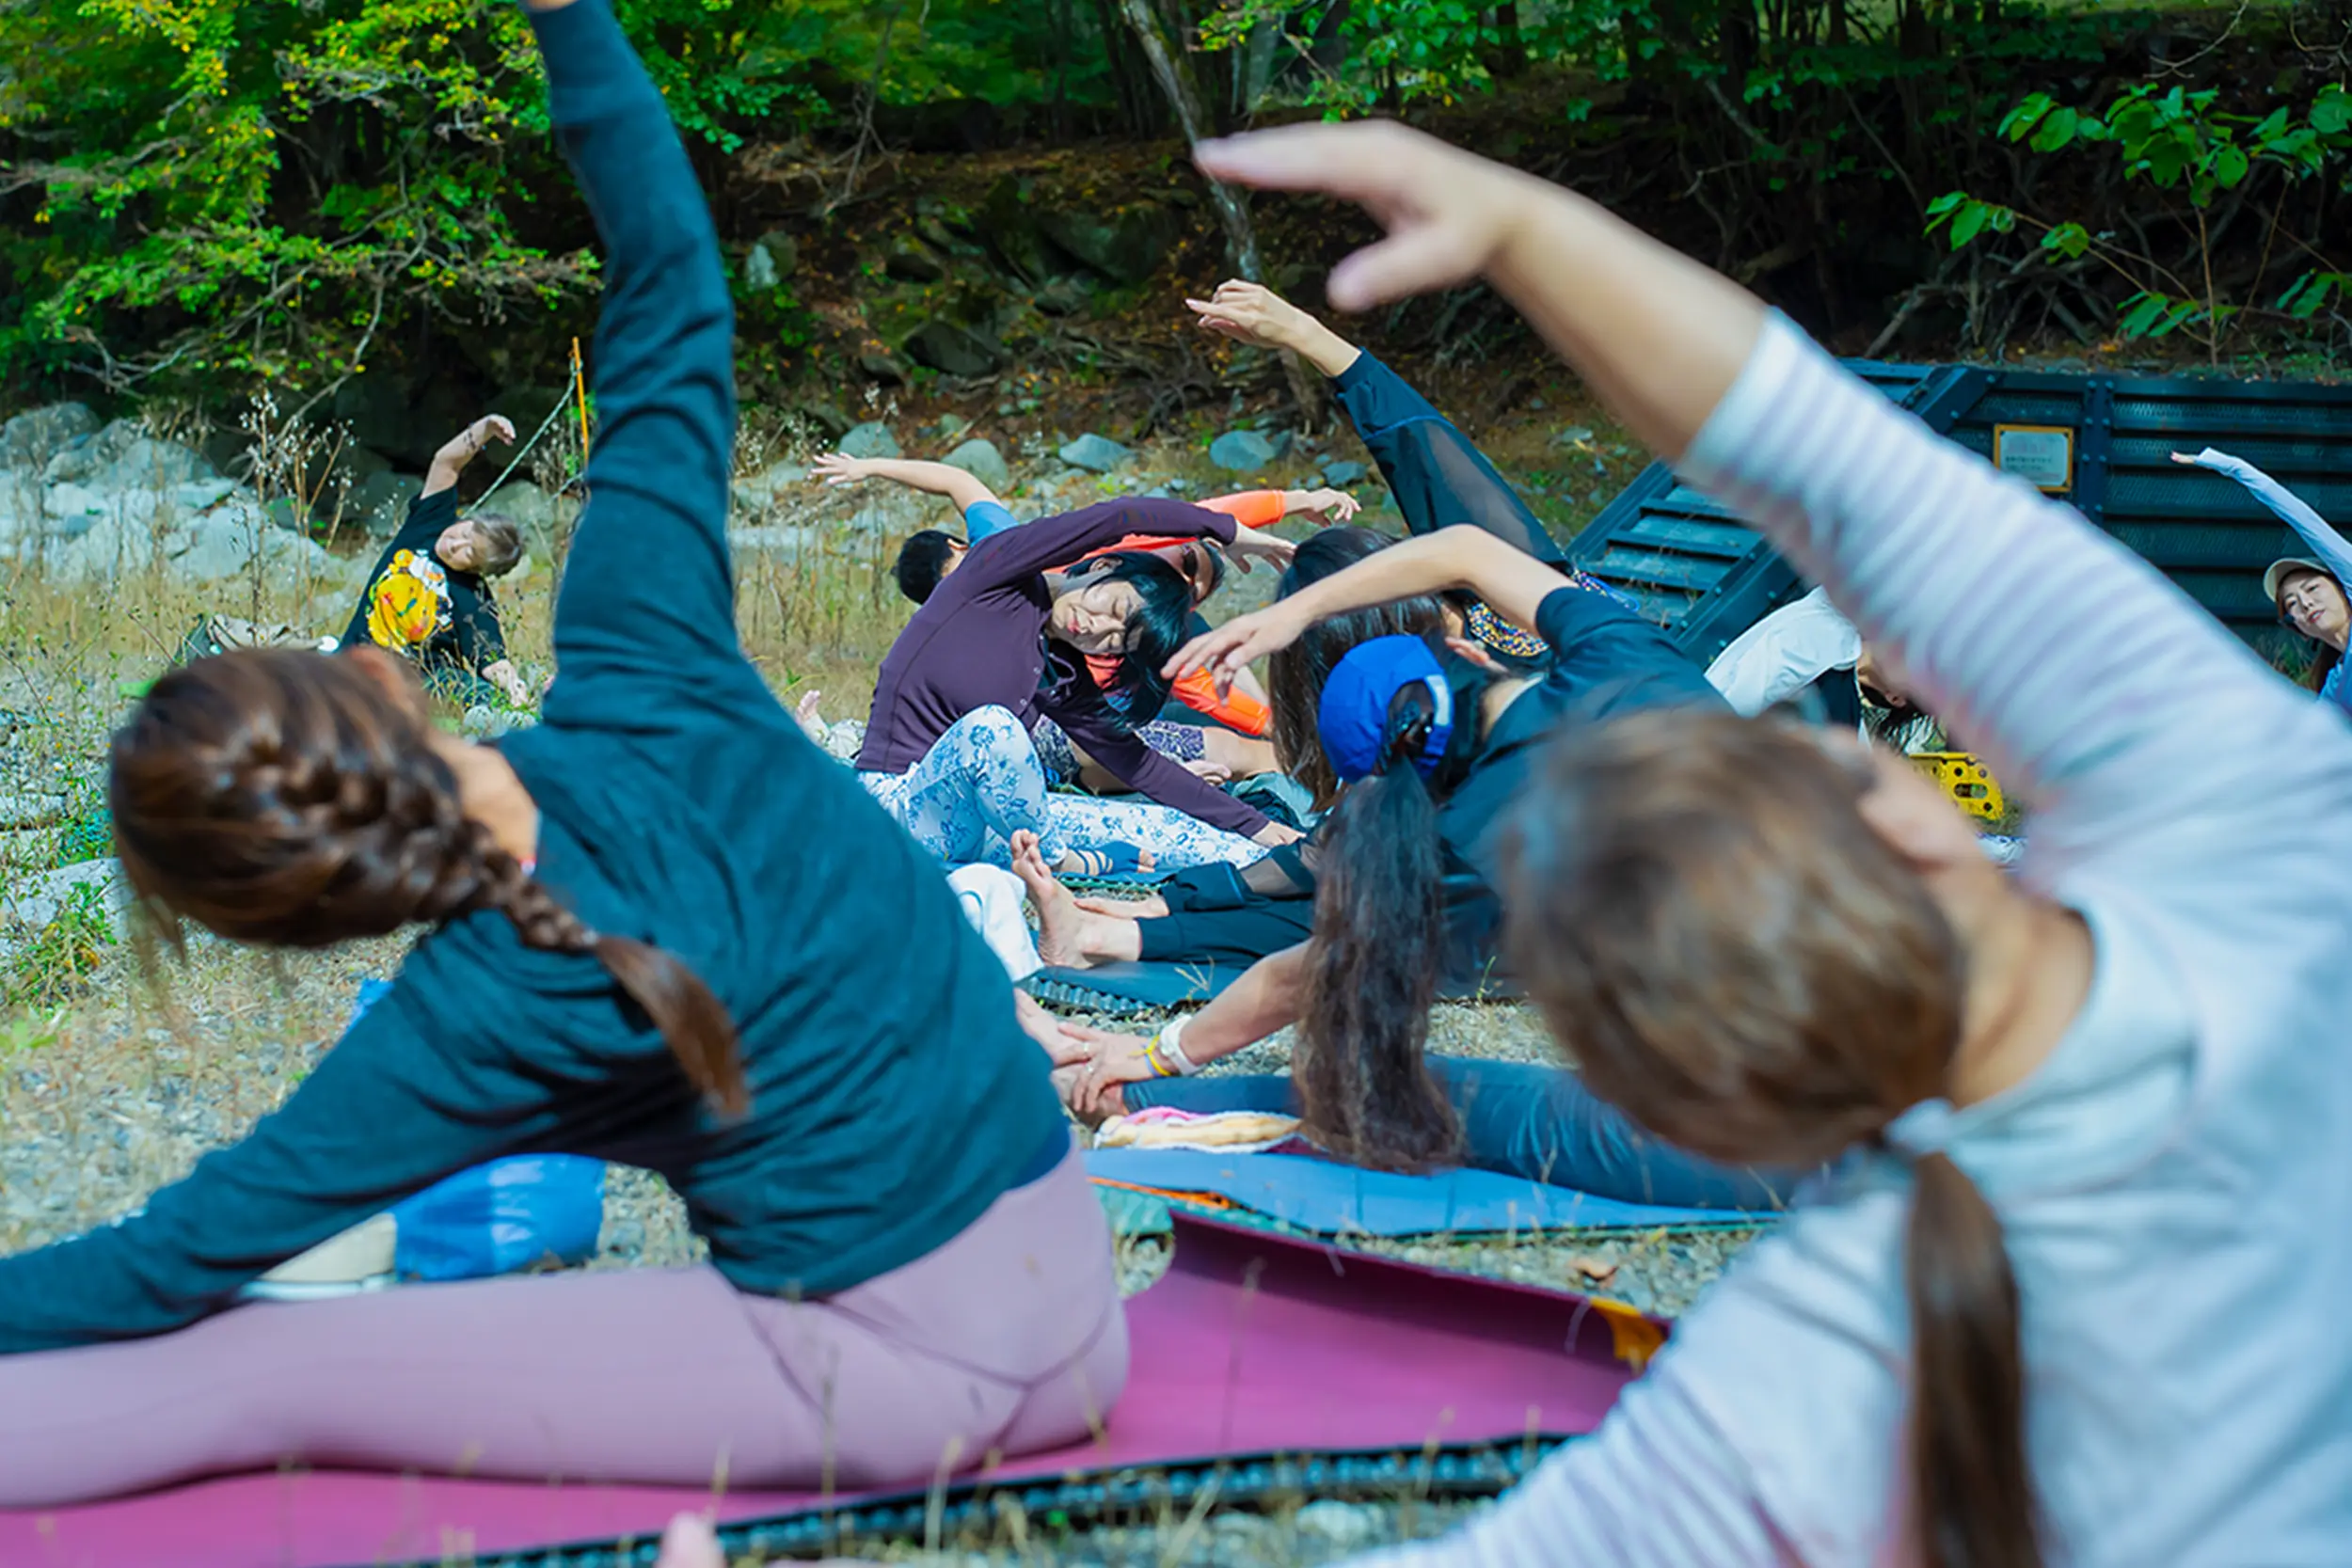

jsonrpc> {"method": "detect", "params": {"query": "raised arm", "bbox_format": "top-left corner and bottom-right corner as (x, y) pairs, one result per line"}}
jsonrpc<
(530, 0), (747, 700)
(1171, 526), (1569, 689)
(422, 414), (516, 499)
(958, 496), (1239, 592)
(1194, 121), (2342, 849)
(811, 452), (1003, 516)
(2174, 448), (2352, 589)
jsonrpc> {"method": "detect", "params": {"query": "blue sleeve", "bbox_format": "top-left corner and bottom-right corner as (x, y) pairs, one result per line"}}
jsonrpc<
(0, 982), (552, 1352)
(2183, 448), (2352, 590)
(963, 499), (1020, 543)
(529, 0), (756, 714)
(1332, 351), (1569, 565)
(1534, 585), (1727, 720)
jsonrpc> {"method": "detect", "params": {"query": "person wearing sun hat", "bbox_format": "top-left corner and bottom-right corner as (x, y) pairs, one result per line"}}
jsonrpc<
(2175, 447), (2352, 715)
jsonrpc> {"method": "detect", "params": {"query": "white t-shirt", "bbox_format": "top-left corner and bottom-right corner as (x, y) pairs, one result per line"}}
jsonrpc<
(1360, 315), (2352, 1566)
(1705, 585), (1861, 717)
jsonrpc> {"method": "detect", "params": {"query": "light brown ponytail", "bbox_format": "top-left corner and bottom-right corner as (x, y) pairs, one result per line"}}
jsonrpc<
(110, 647), (748, 1117)
(1906, 1150), (2042, 1568)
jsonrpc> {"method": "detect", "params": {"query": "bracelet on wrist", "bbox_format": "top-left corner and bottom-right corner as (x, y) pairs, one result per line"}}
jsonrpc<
(1154, 1017), (1200, 1077)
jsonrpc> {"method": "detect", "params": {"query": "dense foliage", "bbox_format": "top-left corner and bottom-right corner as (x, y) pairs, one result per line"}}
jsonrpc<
(0, 0), (2345, 412)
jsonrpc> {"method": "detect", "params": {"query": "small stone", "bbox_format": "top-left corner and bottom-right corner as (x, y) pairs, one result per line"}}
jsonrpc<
(1529, 396), (1548, 410)
(856, 350), (909, 385)
(943, 437), (1011, 493)
(1552, 424), (1596, 448)
(1058, 433), (1134, 473)
(1207, 429), (1279, 473)
(1323, 458), (1369, 486)
(1163, 476), (1191, 493)
(838, 421), (901, 461)
(931, 413), (972, 441)
(883, 240), (946, 283)
(1294, 1499), (1385, 1549)
(746, 230), (799, 289)
(903, 319), (1005, 379)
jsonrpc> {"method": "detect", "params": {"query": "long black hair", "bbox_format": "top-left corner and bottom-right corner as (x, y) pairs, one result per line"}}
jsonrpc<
(1295, 636), (1496, 1172)
(1266, 528), (1450, 808)
(1050, 550), (1194, 726)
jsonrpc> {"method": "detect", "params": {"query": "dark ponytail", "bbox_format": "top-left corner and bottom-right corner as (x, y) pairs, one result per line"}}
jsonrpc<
(2304, 639), (2342, 696)
(109, 647), (748, 1117)
(1295, 691), (1460, 1172)
(1906, 1151), (2042, 1568)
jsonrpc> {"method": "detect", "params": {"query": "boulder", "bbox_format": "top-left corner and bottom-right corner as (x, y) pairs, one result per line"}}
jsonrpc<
(728, 525), (815, 556)
(169, 506), (267, 583)
(174, 478), (239, 514)
(477, 479), (566, 540)
(1322, 459), (1370, 486)
(0, 404), (99, 471)
(347, 470), (423, 538)
(1032, 277), (1091, 317)
(1058, 433), (1134, 474)
(1, 858), (131, 939)
(746, 230), (800, 290)
(41, 482), (109, 530)
(730, 461), (808, 515)
(51, 507), (187, 582)
(883, 240), (946, 283)
(943, 437), (1010, 493)
(856, 349), (910, 385)
(903, 319), (1004, 379)
(1208, 429), (1280, 473)
(977, 178), (1059, 285)
(838, 421), (901, 461)
(0, 489), (34, 546)
(793, 401), (856, 442)
(1036, 202), (1180, 285)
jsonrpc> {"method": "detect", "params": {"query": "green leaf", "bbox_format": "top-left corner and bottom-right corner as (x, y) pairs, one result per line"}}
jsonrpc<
(2029, 104), (2079, 153)
(2212, 143), (2250, 189)
(2118, 292), (2172, 339)
(2312, 87), (2351, 138)
(2041, 222), (2092, 261)
(2000, 92), (2053, 141)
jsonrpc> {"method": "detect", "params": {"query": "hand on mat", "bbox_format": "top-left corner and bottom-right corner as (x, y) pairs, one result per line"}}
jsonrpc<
(1194, 123), (1529, 312)
(1251, 820), (1305, 847)
(810, 451), (881, 486)
(1164, 600), (1311, 695)
(1077, 891), (1167, 919)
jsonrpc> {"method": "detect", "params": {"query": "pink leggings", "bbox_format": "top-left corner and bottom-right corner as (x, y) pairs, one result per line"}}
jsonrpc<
(0, 1149), (1127, 1508)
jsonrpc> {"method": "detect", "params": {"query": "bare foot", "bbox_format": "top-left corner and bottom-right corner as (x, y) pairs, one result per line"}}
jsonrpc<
(1009, 831), (1092, 969)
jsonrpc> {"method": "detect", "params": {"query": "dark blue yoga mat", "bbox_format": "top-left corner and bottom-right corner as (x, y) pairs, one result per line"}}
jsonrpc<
(1085, 1148), (1765, 1236)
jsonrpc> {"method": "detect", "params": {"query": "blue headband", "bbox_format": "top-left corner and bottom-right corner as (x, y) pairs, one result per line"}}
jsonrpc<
(1317, 635), (1456, 784)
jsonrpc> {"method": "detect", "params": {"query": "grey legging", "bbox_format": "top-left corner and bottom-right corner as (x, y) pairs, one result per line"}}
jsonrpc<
(1126, 1055), (1800, 1212)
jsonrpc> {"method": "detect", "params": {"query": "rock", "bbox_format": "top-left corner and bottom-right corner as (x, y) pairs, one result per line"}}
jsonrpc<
(1058, 433), (1134, 473)
(0, 490), (34, 546)
(3, 858), (132, 935)
(903, 319), (1004, 379)
(477, 479), (567, 540)
(1036, 202), (1180, 284)
(883, 240), (946, 283)
(1322, 458), (1370, 486)
(330, 367), (476, 469)
(728, 525), (815, 556)
(930, 413), (972, 441)
(0, 403), (99, 470)
(856, 349), (909, 385)
(838, 421), (901, 461)
(348, 470), (423, 538)
(43, 420), (215, 491)
(943, 437), (1010, 493)
(169, 507), (267, 583)
(1294, 1500), (1385, 1550)
(747, 230), (799, 290)
(1033, 277), (1091, 317)
(51, 506), (185, 582)
(1551, 423), (1597, 448)
(978, 176), (1058, 285)
(174, 478), (239, 513)
(0, 794), (68, 832)
(200, 425), (255, 480)
(730, 461), (807, 515)
(41, 482), (108, 529)
(1162, 476), (1191, 493)
(1208, 429), (1280, 473)
(793, 401), (856, 442)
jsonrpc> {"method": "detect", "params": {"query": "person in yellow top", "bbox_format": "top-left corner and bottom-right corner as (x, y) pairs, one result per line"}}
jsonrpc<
(341, 414), (534, 707)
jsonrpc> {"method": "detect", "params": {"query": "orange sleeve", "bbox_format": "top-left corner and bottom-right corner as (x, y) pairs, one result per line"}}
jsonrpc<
(1171, 668), (1272, 736)
(1197, 491), (1287, 531)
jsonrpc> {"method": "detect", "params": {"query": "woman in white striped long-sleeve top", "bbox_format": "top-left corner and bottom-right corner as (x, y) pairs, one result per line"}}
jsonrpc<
(1177, 123), (2352, 1567)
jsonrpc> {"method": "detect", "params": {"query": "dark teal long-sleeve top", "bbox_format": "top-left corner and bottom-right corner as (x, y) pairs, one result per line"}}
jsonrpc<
(0, 0), (1065, 1354)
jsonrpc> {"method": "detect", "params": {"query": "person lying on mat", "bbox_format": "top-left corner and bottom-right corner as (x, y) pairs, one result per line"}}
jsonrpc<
(1041, 522), (1728, 1180)
(0, 0), (1124, 1511)
(2173, 447), (2352, 718)
(1181, 120), (2352, 1568)
(1705, 583), (1946, 752)
(341, 411), (536, 710)
(855, 487), (1304, 876)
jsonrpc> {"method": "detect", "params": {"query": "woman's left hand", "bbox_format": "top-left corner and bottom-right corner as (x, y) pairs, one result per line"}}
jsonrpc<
(810, 452), (873, 486)
(1015, 990), (1093, 1069)
(1165, 600), (1311, 691)
(1225, 528), (1297, 575)
(1295, 487), (1361, 524)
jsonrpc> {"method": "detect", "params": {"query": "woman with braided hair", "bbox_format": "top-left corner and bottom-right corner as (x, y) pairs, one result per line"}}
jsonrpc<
(0, 0), (1121, 1508)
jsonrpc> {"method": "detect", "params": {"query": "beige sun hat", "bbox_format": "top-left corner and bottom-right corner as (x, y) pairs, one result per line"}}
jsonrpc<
(2264, 556), (2338, 605)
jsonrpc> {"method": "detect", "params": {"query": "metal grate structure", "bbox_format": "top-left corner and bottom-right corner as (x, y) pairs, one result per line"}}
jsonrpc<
(1569, 360), (2352, 663)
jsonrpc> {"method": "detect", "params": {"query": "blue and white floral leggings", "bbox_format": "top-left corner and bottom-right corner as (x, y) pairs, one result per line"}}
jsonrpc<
(859, 706), (1263, 873)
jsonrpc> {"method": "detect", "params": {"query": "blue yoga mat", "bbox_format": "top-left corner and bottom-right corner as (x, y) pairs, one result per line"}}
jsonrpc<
(1084, 1148), (1766, 1237)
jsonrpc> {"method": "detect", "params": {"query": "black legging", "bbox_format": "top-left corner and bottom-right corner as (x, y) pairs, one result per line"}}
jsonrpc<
(1125, 1055), (1799, 1212)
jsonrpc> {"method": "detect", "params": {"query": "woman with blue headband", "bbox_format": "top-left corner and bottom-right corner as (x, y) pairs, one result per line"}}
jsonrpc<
(1048, 525), (1778, 1206)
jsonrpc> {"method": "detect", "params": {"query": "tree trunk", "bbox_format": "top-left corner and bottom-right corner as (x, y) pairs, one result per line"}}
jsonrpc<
(1118, 0), (1328, 430)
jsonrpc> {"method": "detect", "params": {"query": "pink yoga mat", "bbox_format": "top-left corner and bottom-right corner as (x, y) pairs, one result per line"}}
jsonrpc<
(4, 1216), (1647, 1568)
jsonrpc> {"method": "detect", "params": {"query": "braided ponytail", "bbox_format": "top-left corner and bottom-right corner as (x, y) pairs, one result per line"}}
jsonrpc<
(111, 648), (747, 1116)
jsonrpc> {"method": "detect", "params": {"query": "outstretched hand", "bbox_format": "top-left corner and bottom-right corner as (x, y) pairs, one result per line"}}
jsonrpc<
(1194, 123), (1530, 312)
(1224, 528), (1296, 576)
(1184, 279), (1310, 350)
(810, 452), (877, 486)
(1292, 487), (1360, 524)
(1164, 601), (1310, 692)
